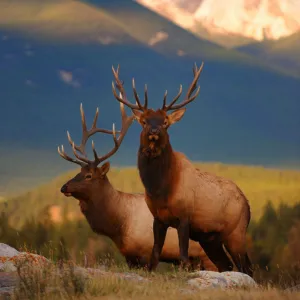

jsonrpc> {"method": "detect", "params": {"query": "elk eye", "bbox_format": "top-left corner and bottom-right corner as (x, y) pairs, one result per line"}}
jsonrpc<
(142, 120), (147, 126)
(85, 173), (92, 180)
(163, 120), (168, 127)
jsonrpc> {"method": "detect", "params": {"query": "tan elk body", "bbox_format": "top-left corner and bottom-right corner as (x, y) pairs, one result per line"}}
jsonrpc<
(111, 63), (253, 276)
(57, 85), (216, 270)
(61, 162), (215, 269)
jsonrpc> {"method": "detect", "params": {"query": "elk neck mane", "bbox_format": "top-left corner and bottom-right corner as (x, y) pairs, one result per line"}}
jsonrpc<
(82, 177), (128, 239)
(137, 141), (178, 201)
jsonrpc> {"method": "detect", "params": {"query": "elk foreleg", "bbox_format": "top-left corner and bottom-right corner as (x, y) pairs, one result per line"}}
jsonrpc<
(177, 219), (192, 270)
(147, 218), (168, 272)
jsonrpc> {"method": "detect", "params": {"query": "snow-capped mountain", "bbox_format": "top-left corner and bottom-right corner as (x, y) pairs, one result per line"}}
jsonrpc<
(136, 0), (300, 41)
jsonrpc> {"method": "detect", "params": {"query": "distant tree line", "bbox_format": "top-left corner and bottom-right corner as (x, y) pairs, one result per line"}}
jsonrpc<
(0, 207), (124, 267)
(1, 201), (300, 285)
(248, 201), (300, 285)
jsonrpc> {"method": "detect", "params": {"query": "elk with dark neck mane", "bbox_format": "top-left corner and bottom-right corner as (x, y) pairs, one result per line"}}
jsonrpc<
(111, 63), (253, 277)
(57, 68), (216, 271)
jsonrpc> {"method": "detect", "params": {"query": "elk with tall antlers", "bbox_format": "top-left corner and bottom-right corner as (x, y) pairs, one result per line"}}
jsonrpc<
(111, 63), (253, 277)
(57, 72), (216, 271)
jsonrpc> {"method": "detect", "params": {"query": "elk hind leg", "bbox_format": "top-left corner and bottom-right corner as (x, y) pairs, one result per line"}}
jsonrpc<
(198, 239), (234, 272)
(125, 256), (146, 269)
(224, 230), (253, 277)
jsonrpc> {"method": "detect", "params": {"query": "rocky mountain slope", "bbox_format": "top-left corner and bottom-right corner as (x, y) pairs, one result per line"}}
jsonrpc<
(136, 0), (300, 47)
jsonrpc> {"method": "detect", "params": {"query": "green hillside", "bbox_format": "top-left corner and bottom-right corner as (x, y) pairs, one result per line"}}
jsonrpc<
(261, 32), (300, 58)
(236, 31), (300, 77)
(0, 0), (132, 43)
(2, 162), (300, 229)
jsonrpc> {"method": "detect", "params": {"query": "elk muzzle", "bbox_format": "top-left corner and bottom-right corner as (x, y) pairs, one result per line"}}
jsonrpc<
(148, 128), (160, 141)
(61, 184), (72, 197)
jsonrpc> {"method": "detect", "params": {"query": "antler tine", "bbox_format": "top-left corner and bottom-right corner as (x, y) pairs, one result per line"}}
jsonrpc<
(111, 65), (147, 112)
(132, 78), (146, 110)
(91, 102), (135, 166)
(67, 103), (120, 158)
(57, 145), (86, 167)
(111, 65), (138, 110)
(162, 85), (183, 110)
(59, 102), (122, 168)
(163, 62), (204, 111)
(162, 90), (168, 109)
(112, 65), (141, 110)
(144, 84), (148, 109)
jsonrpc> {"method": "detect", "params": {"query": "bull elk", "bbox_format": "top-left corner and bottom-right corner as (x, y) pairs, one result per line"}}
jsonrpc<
(57, 75), (216, 271)
(111, 63), (253, 277)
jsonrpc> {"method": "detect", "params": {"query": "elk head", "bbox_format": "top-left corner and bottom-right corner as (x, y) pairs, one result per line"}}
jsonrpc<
(111, 63), (204, 157)
(58, 67), (134, 212)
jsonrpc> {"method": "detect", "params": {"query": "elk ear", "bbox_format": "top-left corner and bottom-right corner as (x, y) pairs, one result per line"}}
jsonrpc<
(132, 109), (143, 123)
(168, 108), (186, 125)
(99, 162), (110, 177)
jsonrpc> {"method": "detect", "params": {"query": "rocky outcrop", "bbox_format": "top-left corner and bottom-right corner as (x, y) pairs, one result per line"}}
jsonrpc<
(187, 270), (258, 290)
(0, 243), (50, 273)
(0, 243), (259, 297)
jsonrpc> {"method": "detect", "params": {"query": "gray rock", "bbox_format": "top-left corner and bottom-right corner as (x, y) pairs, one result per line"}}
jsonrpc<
(0, 272), (19, 298)
(0, 272), (18, 288)
(0, 261), (17, 272)
(75, 267), (149, 283)
(285, 284), (300, 292)
(187, 271), (258, 290)
(0, 243), (19, 258)
(114, 272), (149, 282)
(0, 286), (15, 299)
(0, 243), (20, 272)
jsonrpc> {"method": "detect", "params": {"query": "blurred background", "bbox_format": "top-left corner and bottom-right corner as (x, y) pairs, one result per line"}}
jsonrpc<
(0, 0), (300, 285)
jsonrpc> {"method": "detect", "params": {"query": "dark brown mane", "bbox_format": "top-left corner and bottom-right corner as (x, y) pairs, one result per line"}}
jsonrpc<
(138, 142), (176, 202)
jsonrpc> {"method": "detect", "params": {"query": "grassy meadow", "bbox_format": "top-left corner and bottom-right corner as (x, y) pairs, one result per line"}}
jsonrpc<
(3, 161), (299, 229)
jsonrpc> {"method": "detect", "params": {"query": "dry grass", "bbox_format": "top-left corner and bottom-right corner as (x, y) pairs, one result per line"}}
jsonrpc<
(10, 258), (300, 300)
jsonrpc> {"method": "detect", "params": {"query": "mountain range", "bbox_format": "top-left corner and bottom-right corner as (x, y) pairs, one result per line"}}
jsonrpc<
(136, 0), (300, 47)
(0, 0), (299, 197)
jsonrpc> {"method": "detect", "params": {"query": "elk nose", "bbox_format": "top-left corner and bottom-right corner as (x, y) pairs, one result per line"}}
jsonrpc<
(150, 128), (159, 135)
(61, 184), (68, 193)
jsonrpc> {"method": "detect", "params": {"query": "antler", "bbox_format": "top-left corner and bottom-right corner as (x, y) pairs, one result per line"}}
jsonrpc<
(58, 65), (135, 168)
(92, 101), (135, 166)
(57, 144), (86, 167)
(58, 100), (134, 168)
(111, 65), (148, 111)
(72, 103), (119, 157)
(162, 62), (204, 111)
(58, 103), (107, 167)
